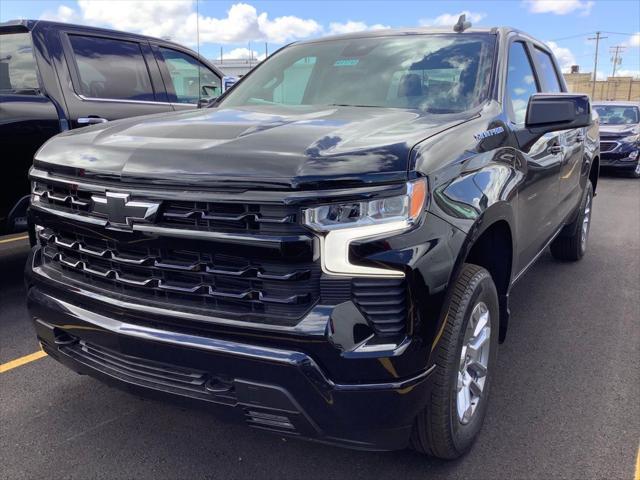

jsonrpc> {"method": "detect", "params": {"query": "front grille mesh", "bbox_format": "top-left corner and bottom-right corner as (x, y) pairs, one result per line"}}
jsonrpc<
(32, 177), (408, 335)
(39, 227), (320, 325)
(599, 141), (618, 153)
(159, 201), (305, 235)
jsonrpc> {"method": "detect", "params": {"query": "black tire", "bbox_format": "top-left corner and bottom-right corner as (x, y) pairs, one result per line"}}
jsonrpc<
(410, 263), (499, 459)
(550, 180), (593, 261)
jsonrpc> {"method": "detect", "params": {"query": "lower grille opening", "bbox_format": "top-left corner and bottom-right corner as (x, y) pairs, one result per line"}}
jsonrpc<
(61, 339), (237, 404)
(245, 409), (297, 432)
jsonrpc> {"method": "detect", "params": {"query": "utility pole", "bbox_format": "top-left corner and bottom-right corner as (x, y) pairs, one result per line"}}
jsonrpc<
(588, 31), (607, 99)
(610, 45), (625, 77)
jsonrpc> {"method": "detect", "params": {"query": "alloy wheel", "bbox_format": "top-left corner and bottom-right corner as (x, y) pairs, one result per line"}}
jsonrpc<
(456, 301), (491, 425)
(581, 190), (592, 252)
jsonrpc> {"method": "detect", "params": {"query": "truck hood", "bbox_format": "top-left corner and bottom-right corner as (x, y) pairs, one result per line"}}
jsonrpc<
(35, 104), (472, 189)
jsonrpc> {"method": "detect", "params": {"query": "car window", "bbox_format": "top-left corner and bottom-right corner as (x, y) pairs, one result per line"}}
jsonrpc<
(159, 47), (221, 104)
(0, 32), (39, 92)
(534, 47), (562, 93)
(221, 34), (496, 113)
(68, 35), (155, 101)
(506, 42), (539, 124)
(594, 105), (640, 125)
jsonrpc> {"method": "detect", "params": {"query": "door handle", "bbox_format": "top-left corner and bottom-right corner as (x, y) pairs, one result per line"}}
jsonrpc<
(547, 145), (563, 154)
(78, 116), (108, 125)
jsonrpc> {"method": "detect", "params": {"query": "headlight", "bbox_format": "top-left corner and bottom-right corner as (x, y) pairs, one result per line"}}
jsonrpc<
(303, 179), (427, 277)
(304, 179), (426, 232)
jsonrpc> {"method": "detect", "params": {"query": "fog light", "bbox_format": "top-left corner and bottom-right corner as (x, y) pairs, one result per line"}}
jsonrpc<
(629, 150), (639, 160)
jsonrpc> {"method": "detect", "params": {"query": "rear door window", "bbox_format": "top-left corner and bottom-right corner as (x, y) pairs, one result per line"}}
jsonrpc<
(68, 35), (155, 101)
(0, 32), (39, 92)
(534, 47), (562, 93)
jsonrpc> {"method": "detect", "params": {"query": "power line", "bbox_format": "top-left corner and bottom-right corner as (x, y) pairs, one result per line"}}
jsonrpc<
(550, 32), (595, 41)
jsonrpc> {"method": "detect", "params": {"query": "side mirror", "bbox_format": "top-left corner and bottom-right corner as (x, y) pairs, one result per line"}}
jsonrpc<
(525, 93), (591, 133)
(197, 98), (210, 109)
(201, 85), (219, 98)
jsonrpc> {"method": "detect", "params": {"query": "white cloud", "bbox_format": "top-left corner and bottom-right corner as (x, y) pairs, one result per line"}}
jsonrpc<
(419, 10), (486, 27)
(41, 1), (321, 46)
(257, 13), (322, 43)
(525, 0), (594, 16)
(328, 21), (390, 35)
(545, 41), (577, 72)
(222, 47), (265, 61)
(40, 5), (78, 23)
(625, 32), (640, 48)
(614, 69), (640, 79)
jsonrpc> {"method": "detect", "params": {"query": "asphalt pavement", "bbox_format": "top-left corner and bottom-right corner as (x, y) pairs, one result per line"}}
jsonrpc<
(1, 176), (638, 480)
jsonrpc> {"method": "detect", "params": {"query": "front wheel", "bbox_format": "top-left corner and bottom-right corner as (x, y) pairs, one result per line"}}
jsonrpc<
(411, 263), (499, 459)
(550, 180), (593, 261)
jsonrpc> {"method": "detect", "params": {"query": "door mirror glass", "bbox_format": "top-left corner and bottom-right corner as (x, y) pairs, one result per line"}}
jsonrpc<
(525, 94), (591, 132)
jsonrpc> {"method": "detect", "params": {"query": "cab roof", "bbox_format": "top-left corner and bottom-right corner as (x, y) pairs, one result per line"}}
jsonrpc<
(0, 19), (189, 51)
(292, 26), (532, 45)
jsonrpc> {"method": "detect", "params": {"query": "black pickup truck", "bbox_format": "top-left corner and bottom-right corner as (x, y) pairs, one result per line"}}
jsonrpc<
(25, 23), (599, 459)
(0, 19), (225, 233)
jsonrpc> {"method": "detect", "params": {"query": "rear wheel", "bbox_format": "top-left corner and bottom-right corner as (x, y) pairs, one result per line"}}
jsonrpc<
(550, 180), (593, 261)
(411, 263), (498, 459)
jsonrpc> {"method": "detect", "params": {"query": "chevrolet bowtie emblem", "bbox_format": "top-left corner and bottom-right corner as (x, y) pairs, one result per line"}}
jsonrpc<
(91, 192), (159, 229)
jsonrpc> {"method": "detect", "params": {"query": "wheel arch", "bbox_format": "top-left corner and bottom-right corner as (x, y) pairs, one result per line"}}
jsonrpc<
(448, 204), (516, 342)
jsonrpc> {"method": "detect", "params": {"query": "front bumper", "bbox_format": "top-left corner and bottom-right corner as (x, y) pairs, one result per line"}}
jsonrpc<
(27, 283), (435, 451)
(600, 142), (639, 170)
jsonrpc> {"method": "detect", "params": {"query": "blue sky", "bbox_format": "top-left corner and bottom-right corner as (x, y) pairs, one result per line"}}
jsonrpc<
(2, 0), (638, 77)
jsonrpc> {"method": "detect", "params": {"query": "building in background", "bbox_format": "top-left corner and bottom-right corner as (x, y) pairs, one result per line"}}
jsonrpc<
(564, 66), (640, 101)
(213, 58), (259, 77)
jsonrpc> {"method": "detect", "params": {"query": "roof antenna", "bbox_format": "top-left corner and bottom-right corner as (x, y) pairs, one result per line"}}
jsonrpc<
(453, 14), (471, 33)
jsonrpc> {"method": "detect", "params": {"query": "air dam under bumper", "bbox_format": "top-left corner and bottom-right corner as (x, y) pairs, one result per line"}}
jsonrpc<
(27, 286), (435, 451)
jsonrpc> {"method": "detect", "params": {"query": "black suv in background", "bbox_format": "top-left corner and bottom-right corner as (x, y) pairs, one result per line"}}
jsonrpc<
(593, 102), (640, 177)
(0, 20), (225, 233)
(25, 25), (599, 459)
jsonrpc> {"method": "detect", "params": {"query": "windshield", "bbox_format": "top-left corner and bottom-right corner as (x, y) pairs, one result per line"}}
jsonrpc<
(220, 34), (496, 113)
(594, 105), (639, 125)
(0, 32), (39, 92)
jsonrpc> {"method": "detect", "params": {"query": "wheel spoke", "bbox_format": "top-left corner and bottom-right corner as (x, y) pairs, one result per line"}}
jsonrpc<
(469, 378), (483, 397)
(467, 328), (489, 358)
(473, 310), (489, 337)
(467, 360), (488, 378)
